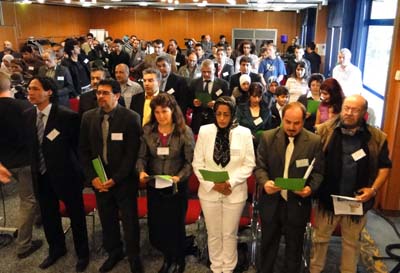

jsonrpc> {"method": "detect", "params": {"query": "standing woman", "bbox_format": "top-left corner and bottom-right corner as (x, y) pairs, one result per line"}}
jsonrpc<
(192, 96), (255, 273)
(136, 93), (195, 273)
(285, 61), (309, 103)
(315, 78), (345, 125)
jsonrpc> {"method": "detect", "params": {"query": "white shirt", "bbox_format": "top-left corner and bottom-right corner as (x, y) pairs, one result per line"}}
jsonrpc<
(285, 77), (308, 103)
(192, 124), (256, 203)
(121, 79), (143, 109)
(332, 63), (363, 97)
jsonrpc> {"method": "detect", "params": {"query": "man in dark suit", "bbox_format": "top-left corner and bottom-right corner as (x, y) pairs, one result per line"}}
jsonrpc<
(26, 76), (89, 272)
(214, 48), (234, 84)
(80, 79), (143, 273)
(78, 67), (106, 117)
(38, 50), (76, 107)
(189, 59), (229, 134)
(156, 55), (189, 115)
(229, 56), (262, 95)
(255, 102), (324, 273)
(130, 68), (161, 126)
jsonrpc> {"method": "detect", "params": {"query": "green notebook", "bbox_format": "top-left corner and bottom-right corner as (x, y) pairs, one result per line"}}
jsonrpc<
(195, 91), (212, 105)
(307, 100), (320, 114)
(92, 156), (108, 183)
(199, 169), (229, 183)
(275, 177), (306, 191)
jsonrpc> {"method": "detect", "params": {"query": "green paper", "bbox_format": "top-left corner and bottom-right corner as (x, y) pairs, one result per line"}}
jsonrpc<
(92, 156), (108, 183)
(154, 175), (172, 181)
(274, 177), (306, 191)
(195, 91), (212, 105)
(199, 169), (229, 183)
(307, 100), (320, 114)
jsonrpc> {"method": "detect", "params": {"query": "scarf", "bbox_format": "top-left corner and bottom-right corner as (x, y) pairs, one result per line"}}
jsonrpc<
(213, 121), (238, 167)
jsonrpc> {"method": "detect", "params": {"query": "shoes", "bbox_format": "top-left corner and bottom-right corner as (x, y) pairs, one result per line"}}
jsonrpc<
(130, 258), (143, 273)
(17, 240), (43, 259)
(158, 258), (172, 273)
(99, 252), (125, 273)
(38, 249), (67, 269)
(76, 257), (89, 272)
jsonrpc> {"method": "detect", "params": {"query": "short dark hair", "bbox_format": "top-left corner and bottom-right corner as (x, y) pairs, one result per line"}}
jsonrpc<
(307, 42), (316, 50)
(113, 39), (124, 45)
(64, 39), (79, 57)
(20, 45), (33, 54)
(142, 68), (162, 82)
(98, 79), (121, 94)
(308, 73), (325, 88)
(156, 55), (171, 65)
(87, 33), (94, 38)
(152, 39), (164, 46)
(282, 101), (307, 120)
(239, 56), (253, 65)
(249, 82), (264, 97)
(28, 76), (59, 103)
(194, 43), (203, 49)
(275, 86), (289, 97)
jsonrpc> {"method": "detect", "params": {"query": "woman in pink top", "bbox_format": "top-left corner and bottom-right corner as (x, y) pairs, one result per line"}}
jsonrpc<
(315, 78), (345, 125)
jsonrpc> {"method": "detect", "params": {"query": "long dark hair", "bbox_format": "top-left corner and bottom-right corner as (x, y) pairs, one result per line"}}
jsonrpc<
(28, 76), (58, 104)
(149, 93), (186, 135)
(320, 78), (345, 114)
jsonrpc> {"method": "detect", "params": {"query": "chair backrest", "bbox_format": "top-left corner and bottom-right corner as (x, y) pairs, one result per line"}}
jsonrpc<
(247, 174), (256, 195)
(188, 173), (200, 196)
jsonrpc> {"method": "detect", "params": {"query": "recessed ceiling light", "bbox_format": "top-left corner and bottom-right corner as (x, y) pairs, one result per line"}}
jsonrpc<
(167, 7), (174, 10)
(19, 0), (32, 3)
(38, 0), (45, 3)
(104, 5), (110, 9)
(139, 2), (148, 6)
(64, 0), (71, 3)
(82, 2), (92, 7)
(110, 0), (122, 2)
(174, 0), (179, 4)
(92, 0), (97, 3)
(193, 0), (199, 2)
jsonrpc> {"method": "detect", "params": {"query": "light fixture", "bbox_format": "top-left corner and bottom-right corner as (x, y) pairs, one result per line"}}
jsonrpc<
(198, 0), (207, 7)
(82, 1), (92, 7)
(167, 7), (174, 10)
(192, 0), (199, 2)
(80, 0), (85, 2)
(19, 0), (32, 4)
(38, 0), (45, 3)
(167, 0), (173, 3)
(104, 5), (110, 9)
(92, 0), (97, 3)
(174, 0), (179, 4)
(64, 0), (71, 3)
(139, 2), (148, 6)
(110, 0), (122, 2)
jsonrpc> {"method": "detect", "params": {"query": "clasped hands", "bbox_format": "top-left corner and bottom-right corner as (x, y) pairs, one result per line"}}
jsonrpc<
(213, 181), (232, 196)
(193, 99), (215, 109)
(264, 180), (312, 198)
(92, 177), (115, 192)
(139, 171), (180, 184)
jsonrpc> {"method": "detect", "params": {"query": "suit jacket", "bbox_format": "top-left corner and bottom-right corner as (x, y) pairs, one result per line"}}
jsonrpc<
(215, 63), (234, 84)
(130, 92), (146, 124)
(80, 104), (142, 187)
(25, 104), (84, 196)
(173, 52), (186, 70)
(255, 127), (324, 225)
(192, 124), (255, 203)
(78, 90), (97, 118)
(269, 104), (282, 129)
(38, 64), (75, 107)
(164, 73), (189, 114)
(188, 77), (229, 134)
(229, 72), (262, 95)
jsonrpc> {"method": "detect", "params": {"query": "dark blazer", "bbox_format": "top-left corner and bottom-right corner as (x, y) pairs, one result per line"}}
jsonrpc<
(215, 63), (234, 84)
(79, 104), (142, 186)
(255, 127), (323, 225)
(229, 72), (262, 95)
(269, 103), (282, 129)
(25, 104), (84, 195)
(130, 92), (146, 124)
(61, 56), (91, 96)
(164, 73), (189, 115)
(78, 90), (97, 118)
(174, 52), (186, 70)
(38, 64), (75, 107)
(188, 77), (229, 134)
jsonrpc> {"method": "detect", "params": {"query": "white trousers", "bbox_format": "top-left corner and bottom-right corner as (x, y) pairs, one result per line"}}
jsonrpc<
(200, 198), (246, 273)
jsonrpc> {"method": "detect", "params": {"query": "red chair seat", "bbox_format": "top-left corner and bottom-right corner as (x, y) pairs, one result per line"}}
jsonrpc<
(69, 98), (79, 113)
(137, 196), (148, 218)
(59, 193), (97, 216)
(185, 199), (201, 225)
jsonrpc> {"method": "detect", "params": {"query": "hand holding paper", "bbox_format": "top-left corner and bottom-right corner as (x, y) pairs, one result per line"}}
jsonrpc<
(199, 169), (229, 183)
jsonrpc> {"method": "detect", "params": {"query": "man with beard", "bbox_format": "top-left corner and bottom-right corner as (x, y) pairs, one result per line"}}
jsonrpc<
(310, 95), (392, 273)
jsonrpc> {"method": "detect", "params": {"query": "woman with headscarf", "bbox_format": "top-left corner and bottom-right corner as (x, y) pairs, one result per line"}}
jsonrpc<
(231, 73), (251, 105)
(0, 54), (14, 74)
(192, 96), (255, 273)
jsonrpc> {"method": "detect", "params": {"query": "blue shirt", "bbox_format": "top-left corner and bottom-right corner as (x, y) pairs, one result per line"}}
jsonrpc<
(258, 57), (286, 82)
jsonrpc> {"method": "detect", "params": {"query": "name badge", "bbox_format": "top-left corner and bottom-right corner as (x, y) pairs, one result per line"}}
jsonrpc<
(215, 89), (223, 96)
(167, 88), (175, 95)
(296, 159), (309, 168)
(157, 147), (169, 155)
(111, 133), (123, 141)
(231, 149), (240, 156)
(352, 149), (366, 161)
(83, 58), (89, 64)
(57, 76), (64, 81)
(28, 66), (34, 71)
(137, 57), (141, 60)
(222, 72), (229, 77)
(46, 129), (60, 141)
(175, 62), (180, 66)
(253, 117), (263, 126)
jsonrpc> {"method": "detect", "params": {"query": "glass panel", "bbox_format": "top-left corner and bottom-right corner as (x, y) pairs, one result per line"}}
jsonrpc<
(363, 25), (394, 97)
(370, 0), (398, 19)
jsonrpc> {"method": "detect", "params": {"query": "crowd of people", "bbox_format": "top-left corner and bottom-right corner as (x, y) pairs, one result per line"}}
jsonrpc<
(0, 33), (391, 273)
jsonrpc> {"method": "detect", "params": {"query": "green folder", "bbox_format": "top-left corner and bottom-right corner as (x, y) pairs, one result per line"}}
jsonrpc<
(195, 91), (212, 105)
(92, 156), (108, 183)
(199, 169), (229, 183)
(307, 100), (320, 114)
(275, 177), (306, 191)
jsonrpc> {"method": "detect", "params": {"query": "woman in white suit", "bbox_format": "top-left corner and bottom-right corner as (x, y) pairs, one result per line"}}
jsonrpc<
(192, 96), (255, 273)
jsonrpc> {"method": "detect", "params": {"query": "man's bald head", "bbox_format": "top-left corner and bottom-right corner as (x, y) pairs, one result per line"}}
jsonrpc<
(115, 63), (129, 84)
(340, 95), (368, 129)
(0, 71), (11, 93)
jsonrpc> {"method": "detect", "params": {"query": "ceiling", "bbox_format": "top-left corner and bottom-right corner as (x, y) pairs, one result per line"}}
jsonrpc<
(10, 0), (328, 11)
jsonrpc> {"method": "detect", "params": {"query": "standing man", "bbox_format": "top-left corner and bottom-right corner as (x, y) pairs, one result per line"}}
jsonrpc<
(39, 50), (76, 107)
(78, 67), (107, 117)
(129, 38), (146, 69)
(80, 79), (143, 273)
(258, 43), (286, 86)
(189, 59), (229, 134)
(115, 63), (143, 109)
(304, 42), (321, 74)
(286, 46), (311, 77)
(0, 72), (42, 259)
(177, 52), (201, 85)
(255, 102), (324, 273)
(310, 95), (392, 273)
(144, 39), (177, 73)
(230, 56), (263, 95)
(25, 76), (89, 271)
(332, 48), (363, 97)
(167, 39), (186, 70)
(108, 39), (130, 78)
(214, 48), (234, 83)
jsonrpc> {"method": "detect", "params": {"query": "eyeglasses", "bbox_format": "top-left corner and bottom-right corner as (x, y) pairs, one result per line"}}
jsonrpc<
(343, 106), (362, 114)
(96, 90), (113, 96)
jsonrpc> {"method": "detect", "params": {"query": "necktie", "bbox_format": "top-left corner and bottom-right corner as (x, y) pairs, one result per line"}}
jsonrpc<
(218, 65), (222, 78)
(281, 137), (294, 201)
(36, 112), (47, 174)
(204, 80), (210, 93)
(102, 114), (109, 165)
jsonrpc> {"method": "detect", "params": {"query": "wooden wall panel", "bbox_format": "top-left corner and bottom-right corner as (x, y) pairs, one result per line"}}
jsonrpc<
(1, 2), (17, 26)
(315, 6), (328, 73)
(159, 10), (188, 44)
(213, 9), (241, 43)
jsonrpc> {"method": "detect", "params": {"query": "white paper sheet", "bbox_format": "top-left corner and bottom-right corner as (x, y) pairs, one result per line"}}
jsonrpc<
(331, 195), (363, 215)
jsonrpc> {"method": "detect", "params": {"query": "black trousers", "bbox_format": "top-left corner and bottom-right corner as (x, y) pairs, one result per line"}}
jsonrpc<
(95, 182), (140, 260)
(37, 173), (89, 259)
(258, 198), (306, 273)
(147, 184), (188, 261)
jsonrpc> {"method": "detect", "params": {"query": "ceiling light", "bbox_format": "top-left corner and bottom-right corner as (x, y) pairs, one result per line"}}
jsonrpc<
(167, 0), (173, 3)
(80, 0), (85, 2)
(82, 2), (92, 7)
(174, 0), (179, 4)
(167, 7), (174, 10)
(198, 0), (207, 7)
(226, 0), (236, 4)
(19, 0), (32, 4)
(193, 0), (199, 2)
(161, 0), (166, 2)
(37, 0), (45, 3)
(92, 0), (97, 3)
(110, 0), (122, 2)
(104, 5), (110, 9)
(64, 0), (71, 3)
(139, 2), (148, 6)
